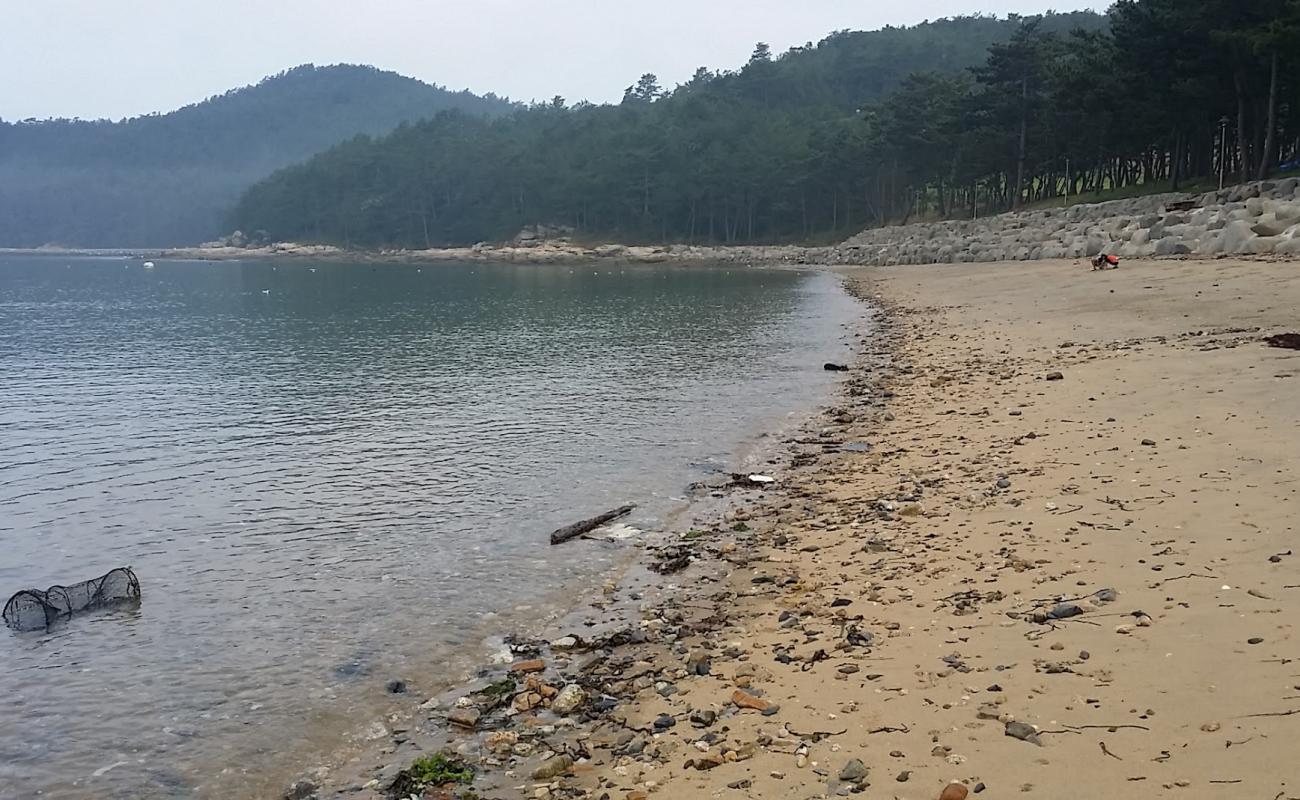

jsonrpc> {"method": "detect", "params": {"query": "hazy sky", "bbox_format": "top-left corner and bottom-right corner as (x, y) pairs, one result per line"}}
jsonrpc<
(2, 0), (1109, 121)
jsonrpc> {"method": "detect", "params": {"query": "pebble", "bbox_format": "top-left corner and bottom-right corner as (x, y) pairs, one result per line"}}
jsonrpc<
(939, 783), (970, 800)
(283, 780), (317, 800)
(1004, 721), (1042, 746)
(385, 679), (407, 694)
(896, 770), (911, 782)
(1248, 637), (1264, 645)
(838, 758), (868, 783)
(1045, 372), (1064, 381)
(448, 707), (481, 729)
(531, 755), (573, 780)
(1141, 438), (1157, 446)
(653, 714), (676, 730)
(511, 658), (546, 674)
(731, 689), (776, 713)
(1200, 722), (1221, 733)
(551, 684), (587, 715)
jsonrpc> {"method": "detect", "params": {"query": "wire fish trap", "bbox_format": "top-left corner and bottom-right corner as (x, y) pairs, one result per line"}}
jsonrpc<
(3, 567), (141, 632)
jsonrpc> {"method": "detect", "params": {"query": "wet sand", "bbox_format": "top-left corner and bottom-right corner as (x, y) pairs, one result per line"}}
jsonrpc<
(306, 257), (1300, 800)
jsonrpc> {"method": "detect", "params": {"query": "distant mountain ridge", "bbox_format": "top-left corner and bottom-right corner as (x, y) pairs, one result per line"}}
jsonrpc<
(0, 64), (514, 247)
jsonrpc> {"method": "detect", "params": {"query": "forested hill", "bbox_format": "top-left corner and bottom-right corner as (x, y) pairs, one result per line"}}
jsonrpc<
(230, 12), (1108, 249)
(0, 65), (513, 247)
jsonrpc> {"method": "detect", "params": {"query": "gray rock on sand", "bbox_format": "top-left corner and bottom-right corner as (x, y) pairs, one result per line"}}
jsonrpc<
(838, 758), (869, 783)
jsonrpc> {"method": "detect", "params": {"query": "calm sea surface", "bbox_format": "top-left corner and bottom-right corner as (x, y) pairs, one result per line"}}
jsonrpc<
(0, 256), (859, 798)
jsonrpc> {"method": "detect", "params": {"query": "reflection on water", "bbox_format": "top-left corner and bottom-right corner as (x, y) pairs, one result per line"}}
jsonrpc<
(0, 256), (858, 798)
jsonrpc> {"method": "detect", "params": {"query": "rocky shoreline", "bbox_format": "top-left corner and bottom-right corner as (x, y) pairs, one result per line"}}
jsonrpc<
(11, 177), (1300, 271)
(281, 255), (1300, 800)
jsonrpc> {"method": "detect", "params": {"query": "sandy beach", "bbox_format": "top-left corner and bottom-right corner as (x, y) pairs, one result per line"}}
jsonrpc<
(295, 256), (1300, 800)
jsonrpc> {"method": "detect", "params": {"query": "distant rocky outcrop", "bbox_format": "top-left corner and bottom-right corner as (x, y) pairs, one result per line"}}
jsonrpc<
(512, 224), (576, 246)
(835, 178), (1300, 265)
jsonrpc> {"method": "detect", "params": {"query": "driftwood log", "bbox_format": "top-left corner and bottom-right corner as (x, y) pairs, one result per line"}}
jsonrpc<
(550, 504), (636, 545)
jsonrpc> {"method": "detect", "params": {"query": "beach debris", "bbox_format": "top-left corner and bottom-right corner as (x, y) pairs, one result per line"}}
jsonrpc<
(549, 504), (636, 545)
(824, 363), (851, 371)
(3, 566), (141, 631)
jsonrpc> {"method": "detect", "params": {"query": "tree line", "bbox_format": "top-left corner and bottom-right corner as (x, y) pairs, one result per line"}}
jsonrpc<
(231, 3), (1300, 249)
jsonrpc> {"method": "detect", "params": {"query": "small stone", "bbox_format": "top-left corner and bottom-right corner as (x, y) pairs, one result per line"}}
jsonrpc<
(690, 709), (717, 728)
(939, 783), (970, 800)
(653, 714), (677, 730)
(996, 477), (1012, 489)
(688, 753), (725, 770)
(1004, 721), (1042, 746)
(552, 684), (587, 715)
(1141, 439), (1157, 447)
(896, 770), (911, 782)
(284, 780), (317, 800)
(385, 679), (407, 694)
(531, 755), (574, 780)
(837, 664), (860, 675)
(1248, 637), (1264, 645)
(838, 759), (868, 783)
(1095, 588), (1118, 603)
(1048, 603), (1083, 620)
(511, 658), (545, 673)
(731, 689), (774, 713)
(448, 707), (481, 729)
(1045, 372), (1064, 381)
(1200, 722), (1221, 733)
(973, 783), (987, 794)
(485, 730), (519, 753)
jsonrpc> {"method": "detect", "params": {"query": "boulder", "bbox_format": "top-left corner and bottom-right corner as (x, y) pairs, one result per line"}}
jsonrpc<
(1219, 219), (1258, 252)
(1153, 238), (1192, 256)
(1243, 235), (1282, 254)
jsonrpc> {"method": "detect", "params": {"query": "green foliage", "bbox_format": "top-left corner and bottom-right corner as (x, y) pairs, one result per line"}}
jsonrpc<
(231, 13), (1106, 248)
(0, 65), (513, 247)
(388, 753), (474, 798)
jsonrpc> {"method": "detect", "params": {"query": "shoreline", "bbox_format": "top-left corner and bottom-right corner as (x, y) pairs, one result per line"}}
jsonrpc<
(285, 256), (1300, 800)
(266, 271), (892, 800)
(0, 242), (830, 267)
(203, 266), (871, 800)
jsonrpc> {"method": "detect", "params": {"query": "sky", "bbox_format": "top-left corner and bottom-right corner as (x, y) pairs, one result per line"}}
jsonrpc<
(1, 0), (1109, 121)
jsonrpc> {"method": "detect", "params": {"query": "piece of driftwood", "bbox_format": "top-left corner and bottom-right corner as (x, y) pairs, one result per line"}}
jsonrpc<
(550, 504), (636, 545)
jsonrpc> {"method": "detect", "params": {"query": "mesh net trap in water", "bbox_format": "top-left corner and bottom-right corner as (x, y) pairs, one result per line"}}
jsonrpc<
(3, 567), (141, 632)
